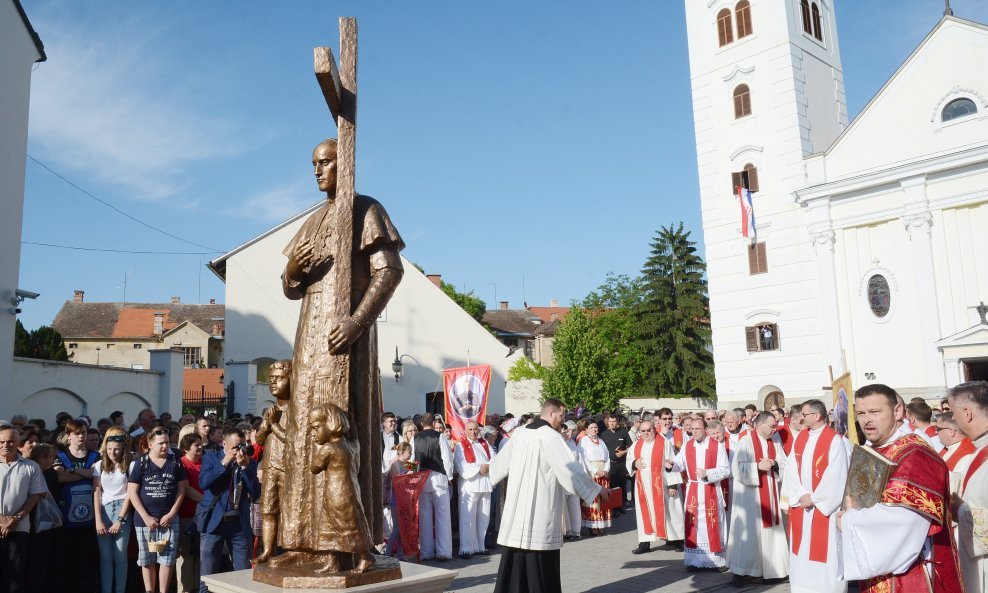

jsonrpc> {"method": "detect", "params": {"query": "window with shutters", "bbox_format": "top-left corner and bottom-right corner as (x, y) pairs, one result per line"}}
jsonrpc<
(730, 165), (758, 194)
(733, 84), (751, 118)
(717, 9), (734, 47)
(746, 323), (779, 352)
(748, 242), (767, 275)
(735, 1), (753, 39)
(800, 0), (812, 34)
(811, 3), (823, 41)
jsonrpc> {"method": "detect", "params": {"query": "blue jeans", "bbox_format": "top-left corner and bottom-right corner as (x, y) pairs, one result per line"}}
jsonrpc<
(199, 518), (251, 593)
(96, 499), (131, 593)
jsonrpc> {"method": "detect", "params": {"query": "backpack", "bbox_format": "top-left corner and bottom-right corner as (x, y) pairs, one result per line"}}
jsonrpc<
(57, 450), (99, 528)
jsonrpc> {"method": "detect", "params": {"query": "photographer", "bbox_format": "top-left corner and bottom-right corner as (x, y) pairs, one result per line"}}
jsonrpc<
(196, 427), (260, 586)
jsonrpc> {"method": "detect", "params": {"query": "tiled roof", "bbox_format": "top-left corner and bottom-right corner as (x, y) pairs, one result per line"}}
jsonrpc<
(52, 302), (225, 339)
(483, 309), (543, 336)
(183, 368), (225, 398)
(533, 319), (559, 337)
(527, 307), (570, 324)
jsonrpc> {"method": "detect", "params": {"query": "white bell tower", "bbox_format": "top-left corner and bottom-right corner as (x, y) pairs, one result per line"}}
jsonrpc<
(684, 0), (849, 405)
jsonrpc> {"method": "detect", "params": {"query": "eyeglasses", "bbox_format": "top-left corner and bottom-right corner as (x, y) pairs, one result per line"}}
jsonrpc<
(149, 429), (168, 437)
(935, 426), (955, 433)
(639, 429), (654, 433)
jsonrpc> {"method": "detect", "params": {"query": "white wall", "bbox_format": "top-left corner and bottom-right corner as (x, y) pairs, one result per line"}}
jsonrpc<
(221, 209), (513, 417)
(0, 0), (44, 408)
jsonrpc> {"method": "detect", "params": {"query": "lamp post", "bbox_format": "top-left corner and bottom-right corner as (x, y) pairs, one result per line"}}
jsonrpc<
(391, 347), (420, 382)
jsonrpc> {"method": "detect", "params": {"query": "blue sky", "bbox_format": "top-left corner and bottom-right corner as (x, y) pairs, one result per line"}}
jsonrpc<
(16, 0), (988, 330)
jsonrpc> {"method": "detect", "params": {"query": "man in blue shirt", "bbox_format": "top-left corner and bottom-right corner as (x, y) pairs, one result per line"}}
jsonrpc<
(197, 427), (261, 588)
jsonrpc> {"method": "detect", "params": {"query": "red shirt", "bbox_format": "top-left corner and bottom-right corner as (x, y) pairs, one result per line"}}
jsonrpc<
(178, 456), (203, 518)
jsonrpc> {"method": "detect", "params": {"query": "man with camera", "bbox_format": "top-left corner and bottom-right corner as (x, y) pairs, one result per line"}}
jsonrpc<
(197, 427), (261, 586)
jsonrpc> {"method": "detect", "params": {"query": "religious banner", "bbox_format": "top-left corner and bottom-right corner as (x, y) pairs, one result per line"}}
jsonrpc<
(392, 470), (429, 561)
(442, 365), (491, 441)
(832, 371), (858, 444)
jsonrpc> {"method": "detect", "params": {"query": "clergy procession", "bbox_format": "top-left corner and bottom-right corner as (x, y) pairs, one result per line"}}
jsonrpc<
(378, 381), (988, 593)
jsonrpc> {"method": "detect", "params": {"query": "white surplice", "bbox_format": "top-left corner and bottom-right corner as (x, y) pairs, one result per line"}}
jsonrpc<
(957, 434), (988, 593)
(670, 437), (731, 568)
(781, 425), (849, 593)
(454, 438), (494, 555)
(943, 439), (976, 497)
(727, 432), (789, 579)
(626, 437), (684, 543)
(562, 438), (584, 537)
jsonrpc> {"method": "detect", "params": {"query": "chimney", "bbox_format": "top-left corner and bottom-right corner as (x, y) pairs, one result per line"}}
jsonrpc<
(211, 318), (224, 337)
(500, 301), (509, 310)
(426, 274), (442, 288)
(551, 313), (559, 321)
(153, 312), (165, 337)
(550, 298), (558, 308)
(171, 296), (180, 304)
(209, 298), (216, 305)
(73, 290), (85, 303)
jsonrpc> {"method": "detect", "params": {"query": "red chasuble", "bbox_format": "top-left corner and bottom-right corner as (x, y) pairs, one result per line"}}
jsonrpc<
(940, 438), (975, 471)
(460, 439), (491, 464)
(684, 438), (723, 553)
(859, 434), (965, 593)
(790, 426), (837, 562)
(632, 438), (667, 538)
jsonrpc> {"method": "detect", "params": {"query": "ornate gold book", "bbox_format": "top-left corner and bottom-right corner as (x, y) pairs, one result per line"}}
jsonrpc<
(842, 444), (897, 510)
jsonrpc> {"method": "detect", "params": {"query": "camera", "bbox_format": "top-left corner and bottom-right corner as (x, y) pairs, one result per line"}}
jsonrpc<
(236, 443), (255, 457)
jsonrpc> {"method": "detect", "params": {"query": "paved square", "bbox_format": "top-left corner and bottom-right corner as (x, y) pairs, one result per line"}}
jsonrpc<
(424, 511), (792, 592)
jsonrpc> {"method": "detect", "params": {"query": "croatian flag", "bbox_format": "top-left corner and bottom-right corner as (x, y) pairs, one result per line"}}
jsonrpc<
(737, 185), (755, 241)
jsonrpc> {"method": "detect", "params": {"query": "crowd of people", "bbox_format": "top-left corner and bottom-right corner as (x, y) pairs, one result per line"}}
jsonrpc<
(0, 379), (984, 593)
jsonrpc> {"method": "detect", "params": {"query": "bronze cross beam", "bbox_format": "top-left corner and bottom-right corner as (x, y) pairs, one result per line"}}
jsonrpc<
(314, 17), (357, 397)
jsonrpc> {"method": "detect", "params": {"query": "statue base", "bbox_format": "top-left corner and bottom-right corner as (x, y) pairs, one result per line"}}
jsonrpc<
(252, 554), (401, 588)
(201, 559), (457, 593)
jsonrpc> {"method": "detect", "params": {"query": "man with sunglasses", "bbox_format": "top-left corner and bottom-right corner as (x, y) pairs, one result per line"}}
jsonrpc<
(782, 399), (848, 593)
(936, 412), (975, 496)
(626, 420), (683, 555)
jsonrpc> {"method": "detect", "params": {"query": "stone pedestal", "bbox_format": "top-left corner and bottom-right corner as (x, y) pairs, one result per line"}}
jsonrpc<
(201, 562), (457, 593)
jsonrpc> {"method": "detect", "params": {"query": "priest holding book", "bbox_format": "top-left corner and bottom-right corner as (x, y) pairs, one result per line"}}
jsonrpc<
(838, 384), (964, 593)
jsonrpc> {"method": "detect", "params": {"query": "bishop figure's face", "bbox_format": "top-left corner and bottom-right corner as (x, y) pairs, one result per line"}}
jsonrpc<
(312, 142), (338, 194)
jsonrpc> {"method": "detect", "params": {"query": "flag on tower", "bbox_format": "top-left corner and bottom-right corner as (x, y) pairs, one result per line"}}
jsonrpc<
(737, 185), (756, 241)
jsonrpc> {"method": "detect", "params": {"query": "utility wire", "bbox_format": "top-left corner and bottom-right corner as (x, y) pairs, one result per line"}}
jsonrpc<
(22, 241), (221, 255)
(27, 154), (224, 252)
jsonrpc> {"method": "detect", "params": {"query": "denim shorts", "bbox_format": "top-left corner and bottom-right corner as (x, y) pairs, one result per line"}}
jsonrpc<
(136, 522), (180, 567)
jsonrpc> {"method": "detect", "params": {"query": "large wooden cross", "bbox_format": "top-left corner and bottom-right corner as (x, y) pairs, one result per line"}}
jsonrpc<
(314, 17), (357, 394)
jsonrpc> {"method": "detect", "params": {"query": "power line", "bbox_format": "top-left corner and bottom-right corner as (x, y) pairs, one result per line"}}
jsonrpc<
(22, 241), (221, 255)
(27, 154), (224, 252)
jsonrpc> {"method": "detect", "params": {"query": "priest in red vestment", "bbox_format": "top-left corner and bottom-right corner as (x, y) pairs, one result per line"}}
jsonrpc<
(839, 384), (964, 593)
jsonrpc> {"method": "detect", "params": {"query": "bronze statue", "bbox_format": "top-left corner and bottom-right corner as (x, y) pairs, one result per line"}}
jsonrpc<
(254, 359), (290, 563)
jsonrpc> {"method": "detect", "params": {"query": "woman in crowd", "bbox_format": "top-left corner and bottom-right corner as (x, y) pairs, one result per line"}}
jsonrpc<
(92, 428), (134, 593)
(384, 442), (414, 559)
(579, 420), (611, 536)
(561, 420), (584, 540)
(400, 420), (419, 456)
(176, 433), (204, 593)
(18, 428), (39, 459)
(28, 443), (60, 593)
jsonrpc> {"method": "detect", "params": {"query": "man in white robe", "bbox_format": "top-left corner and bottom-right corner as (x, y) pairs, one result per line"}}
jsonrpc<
(454, 420), (494, 559)
(782, 399), (848, 593)
(490, 399), (607, 593)
(948, 381), (988, 593)
(626, 420), (683, 554)
(937, 411), (976, 496)
(727, 411), (789, 586)
(666, 417), (731, 570)
(723, 411), (749, 451)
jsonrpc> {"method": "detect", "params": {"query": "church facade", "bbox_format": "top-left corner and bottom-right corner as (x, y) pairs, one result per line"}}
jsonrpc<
(684, 1), (988, 407)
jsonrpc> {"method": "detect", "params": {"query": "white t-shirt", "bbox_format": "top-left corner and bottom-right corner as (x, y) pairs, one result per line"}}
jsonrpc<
(92, 459), (129, 504)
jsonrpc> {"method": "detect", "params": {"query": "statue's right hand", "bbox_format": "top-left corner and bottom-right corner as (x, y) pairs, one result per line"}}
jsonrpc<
(287, 239), (315, 279)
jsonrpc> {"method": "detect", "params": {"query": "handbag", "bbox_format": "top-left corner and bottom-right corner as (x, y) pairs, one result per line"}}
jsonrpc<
(32, 494), (63, 533)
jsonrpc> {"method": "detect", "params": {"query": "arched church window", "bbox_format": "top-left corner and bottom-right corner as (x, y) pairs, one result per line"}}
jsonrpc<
(867, 275), (891, 318)
(736, 1), (753, 39)
(942, 97), (978, 122)
(717, 8), (734, 47)
(811, 3), (823, 41)
(733, 84), (752, 118)
(800, 0), (812, 34)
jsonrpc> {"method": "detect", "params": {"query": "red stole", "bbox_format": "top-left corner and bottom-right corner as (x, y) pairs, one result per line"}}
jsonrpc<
(684, 438), (723, 553)
(720, 438), (731, 507)
(461, 439), (491, 464)
(777, 425), (793, 455)
(789, 426), (837, 563)
(924, 425), (938, 438)
(962, 444), (988, 495)
(941, 438), (975, 471)
(750, 433), (780, 528)
(632, 439), (667, 538)
(860, 433), (964, 593)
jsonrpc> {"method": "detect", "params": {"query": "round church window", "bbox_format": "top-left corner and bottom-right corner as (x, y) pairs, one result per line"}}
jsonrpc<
(867, 275), (891, 318)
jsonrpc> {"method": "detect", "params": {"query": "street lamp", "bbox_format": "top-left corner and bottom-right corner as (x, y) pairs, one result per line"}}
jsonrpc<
(391, 348), (419, 382)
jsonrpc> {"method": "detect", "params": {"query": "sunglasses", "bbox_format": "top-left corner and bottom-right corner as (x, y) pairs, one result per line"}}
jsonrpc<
(105, 435), (126, 443)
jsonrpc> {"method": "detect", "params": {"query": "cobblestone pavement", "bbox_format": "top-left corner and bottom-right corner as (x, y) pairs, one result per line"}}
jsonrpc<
(421, 509), (793, 593)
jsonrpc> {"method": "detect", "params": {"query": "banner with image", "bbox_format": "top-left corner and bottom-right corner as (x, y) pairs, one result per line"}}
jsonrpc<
(442, 365), (491, 442)
(832, 371), (858, 444)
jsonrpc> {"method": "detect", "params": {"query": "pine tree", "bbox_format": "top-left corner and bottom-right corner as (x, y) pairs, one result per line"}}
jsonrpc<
(636, 223), (714, 397)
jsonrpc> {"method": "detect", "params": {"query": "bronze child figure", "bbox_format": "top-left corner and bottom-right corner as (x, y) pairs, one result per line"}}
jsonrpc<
(254, 359), (291, 564)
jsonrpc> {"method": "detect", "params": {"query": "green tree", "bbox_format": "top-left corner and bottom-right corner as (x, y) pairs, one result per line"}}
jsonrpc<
(579, 274), (649, 399)
(439, 281), (487, 323)
(542, 307), (622, 413)
(14, 321), (70, 361)
(507, 356), (547, 382)
(636, 223), (714, 397)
